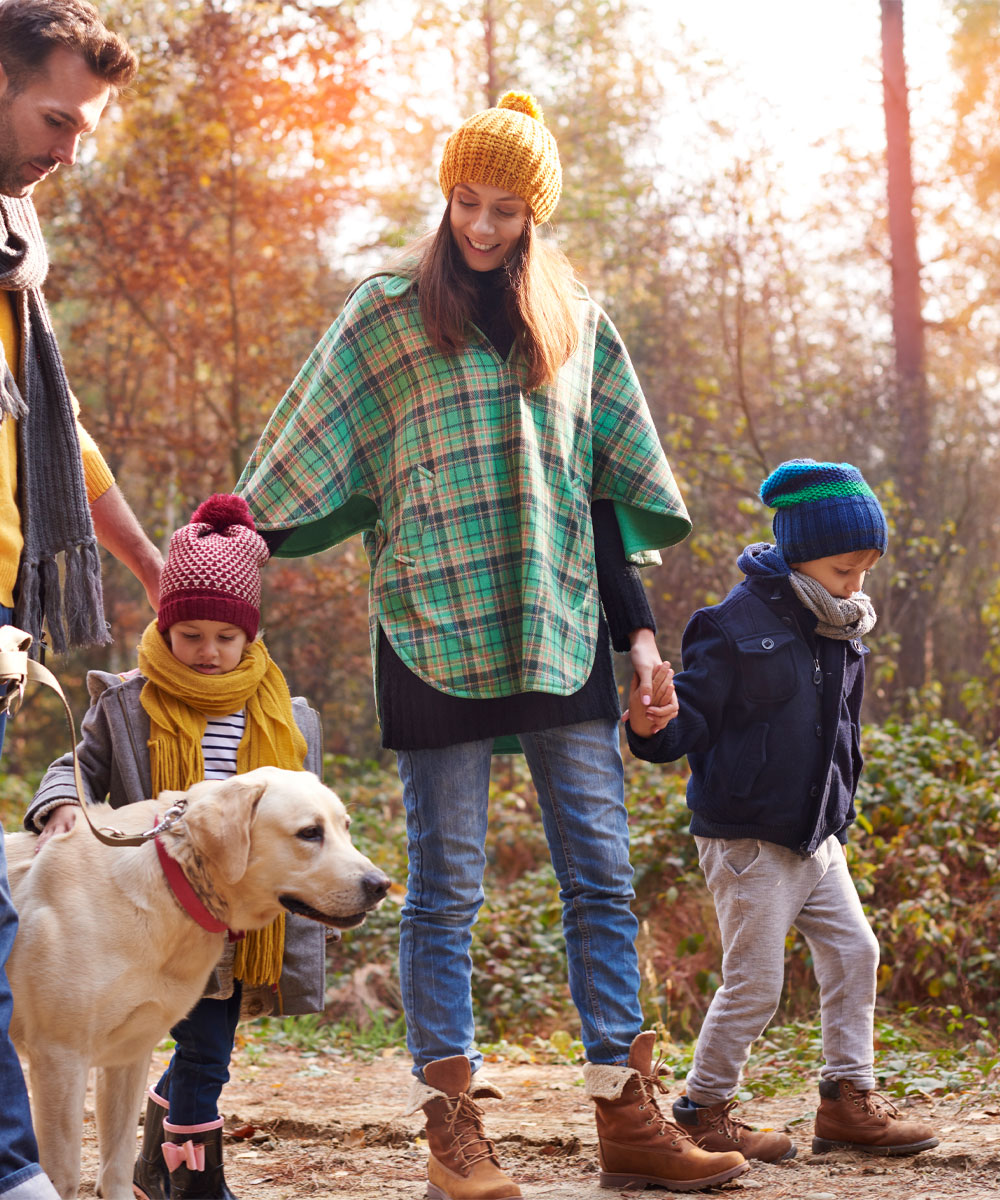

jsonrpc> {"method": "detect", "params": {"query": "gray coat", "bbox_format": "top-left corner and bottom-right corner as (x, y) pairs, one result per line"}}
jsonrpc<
(26, 669), (327, 1016)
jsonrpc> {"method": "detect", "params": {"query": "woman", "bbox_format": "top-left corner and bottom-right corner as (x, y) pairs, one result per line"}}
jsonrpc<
(239, 92), (746, 1198)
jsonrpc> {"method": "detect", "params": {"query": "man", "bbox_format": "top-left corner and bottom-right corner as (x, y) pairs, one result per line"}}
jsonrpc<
(0, 4), (162, 1198)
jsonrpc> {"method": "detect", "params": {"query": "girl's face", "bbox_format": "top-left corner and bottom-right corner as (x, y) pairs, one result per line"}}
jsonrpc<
(168, 620), (249, 675)
(448, 182), (528, 271)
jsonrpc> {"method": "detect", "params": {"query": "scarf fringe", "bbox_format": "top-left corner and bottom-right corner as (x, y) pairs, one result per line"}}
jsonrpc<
(233, 914), (286, 987)
(64, 541), (111, 648)
(15, 544), (112, 655)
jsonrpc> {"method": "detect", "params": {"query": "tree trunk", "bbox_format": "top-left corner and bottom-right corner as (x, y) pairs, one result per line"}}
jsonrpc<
(881, 0), (930, 694)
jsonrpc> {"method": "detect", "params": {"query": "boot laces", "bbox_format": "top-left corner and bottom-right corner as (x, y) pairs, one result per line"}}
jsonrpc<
(704, 1100), (750, 1142)
(853, 1087), (900, 1121)
(442, 1093), (499, 1169)
(635, 1056), (697, 1146)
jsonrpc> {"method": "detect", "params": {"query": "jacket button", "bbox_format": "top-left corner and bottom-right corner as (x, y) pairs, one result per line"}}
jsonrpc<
(781, 617), (792, 625)
(809, 784), (820, 797)
(761, 637), (775, 650)
(815, 724), (822, 738)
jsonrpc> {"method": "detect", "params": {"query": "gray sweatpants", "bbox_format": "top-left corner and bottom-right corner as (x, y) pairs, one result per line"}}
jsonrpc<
(685, 834), (879, 1106)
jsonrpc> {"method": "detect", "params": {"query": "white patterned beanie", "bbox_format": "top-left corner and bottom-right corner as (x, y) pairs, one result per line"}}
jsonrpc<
(157, 494), (269, 640)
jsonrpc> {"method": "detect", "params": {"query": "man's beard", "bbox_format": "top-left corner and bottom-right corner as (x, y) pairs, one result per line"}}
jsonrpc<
(0, 100), (39, 197)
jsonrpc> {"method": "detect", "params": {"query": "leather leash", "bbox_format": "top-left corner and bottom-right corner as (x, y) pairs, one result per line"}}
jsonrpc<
(0, 628), (186, 848)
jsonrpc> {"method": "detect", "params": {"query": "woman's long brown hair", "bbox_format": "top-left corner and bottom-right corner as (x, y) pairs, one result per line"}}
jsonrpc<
(400, 202), (580, 391)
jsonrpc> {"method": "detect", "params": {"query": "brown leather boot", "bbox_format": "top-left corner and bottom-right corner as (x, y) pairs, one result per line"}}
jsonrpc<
(585, 1033), (748, 1191)
(672, 1095), (795, 1162)
(812, 1079), (939, 1156)
(418, 1056), (521, 1200)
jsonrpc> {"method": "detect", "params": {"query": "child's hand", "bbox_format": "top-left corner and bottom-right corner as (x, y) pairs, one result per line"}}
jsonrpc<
(624, 662), (678, 737)
(34, 803), (78, 853)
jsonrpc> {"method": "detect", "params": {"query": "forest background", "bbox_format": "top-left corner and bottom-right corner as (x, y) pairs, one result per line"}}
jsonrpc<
(0, 0), (997, 1056)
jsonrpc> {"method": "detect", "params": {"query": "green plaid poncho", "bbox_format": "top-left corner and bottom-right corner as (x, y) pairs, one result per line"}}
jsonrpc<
(238, 274), (690, 700)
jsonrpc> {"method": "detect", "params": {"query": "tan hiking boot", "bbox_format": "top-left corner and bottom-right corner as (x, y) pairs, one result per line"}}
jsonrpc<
(584, 1033), (749, 1192)
(672, 1095), (795, 1162)
(812, 1079), (940, 1156)
(418, 1055), (521, 1200)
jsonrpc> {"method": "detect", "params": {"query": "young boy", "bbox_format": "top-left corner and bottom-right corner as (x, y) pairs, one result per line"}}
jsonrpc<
(26, 495), (324, 1200)
(626, 459), (939, 1162)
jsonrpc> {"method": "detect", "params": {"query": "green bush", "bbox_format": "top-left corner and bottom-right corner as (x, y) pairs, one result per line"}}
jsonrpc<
(327, 716), (1000, 1043)
(853, 714), (1000, 1016)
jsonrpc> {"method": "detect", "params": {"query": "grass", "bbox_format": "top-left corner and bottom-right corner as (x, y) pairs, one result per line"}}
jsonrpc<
(237, 1006), (999, 1101)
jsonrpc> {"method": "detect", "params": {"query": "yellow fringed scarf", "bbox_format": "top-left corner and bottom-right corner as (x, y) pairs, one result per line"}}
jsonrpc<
(138, 620), (307, 988)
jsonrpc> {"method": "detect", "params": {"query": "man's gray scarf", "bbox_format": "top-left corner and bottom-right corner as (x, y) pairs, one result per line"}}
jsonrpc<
(789, 570), (877, 641)
(0, 195), (108, 651)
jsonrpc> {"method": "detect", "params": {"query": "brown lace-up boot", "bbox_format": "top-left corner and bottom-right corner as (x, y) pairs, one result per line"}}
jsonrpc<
(812, 1079), (939, 1155)
(584, 1033), (748, 1191)
(418, 1056), (522, 1199)
(672, 1095), (795, 1162)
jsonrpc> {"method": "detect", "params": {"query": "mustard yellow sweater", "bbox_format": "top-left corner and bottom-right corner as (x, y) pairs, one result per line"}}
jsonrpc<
(0, 294), (114, 607)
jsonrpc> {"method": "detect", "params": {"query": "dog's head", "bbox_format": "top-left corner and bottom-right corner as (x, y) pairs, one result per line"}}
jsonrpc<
(159, 766), (390, 932)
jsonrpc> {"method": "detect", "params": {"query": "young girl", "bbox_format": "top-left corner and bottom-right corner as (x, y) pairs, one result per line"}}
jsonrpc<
(238, 93), (747, 1196)
(26, 495), (323, 1200)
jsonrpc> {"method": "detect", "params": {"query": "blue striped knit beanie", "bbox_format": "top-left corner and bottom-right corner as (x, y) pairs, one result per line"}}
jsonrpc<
(760, 459), (888, 564)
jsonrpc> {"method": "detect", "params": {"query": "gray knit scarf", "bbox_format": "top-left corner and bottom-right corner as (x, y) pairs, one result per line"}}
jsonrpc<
(0, 195), (108, 652)
(789, 570), (877, 641)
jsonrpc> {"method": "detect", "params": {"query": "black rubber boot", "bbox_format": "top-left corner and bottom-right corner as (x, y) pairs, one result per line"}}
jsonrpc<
(133, 1087), (171, 1200)
(163, 1118), (240, 1199)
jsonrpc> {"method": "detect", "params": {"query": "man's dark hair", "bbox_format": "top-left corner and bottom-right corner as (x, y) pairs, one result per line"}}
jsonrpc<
(0, 0), (137, 95)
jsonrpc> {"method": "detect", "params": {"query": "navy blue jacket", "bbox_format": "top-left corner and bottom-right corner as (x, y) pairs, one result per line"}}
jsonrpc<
(627, 544), (869, 856)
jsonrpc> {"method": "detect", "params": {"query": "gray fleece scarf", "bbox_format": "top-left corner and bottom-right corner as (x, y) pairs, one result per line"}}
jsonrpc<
(0, 195), (108, 652)
(789, 569), (877, 640)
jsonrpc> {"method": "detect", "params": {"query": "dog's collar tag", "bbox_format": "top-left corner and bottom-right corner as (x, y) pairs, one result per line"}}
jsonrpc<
(155, 836), (229, 933)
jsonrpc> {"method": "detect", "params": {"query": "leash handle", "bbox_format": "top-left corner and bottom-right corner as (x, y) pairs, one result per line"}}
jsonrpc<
(0, 637), (162, 848)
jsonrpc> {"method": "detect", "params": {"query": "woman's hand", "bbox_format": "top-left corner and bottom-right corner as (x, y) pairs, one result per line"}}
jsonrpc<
(625, 662), (678, 737)
(628, 628), (661, 706)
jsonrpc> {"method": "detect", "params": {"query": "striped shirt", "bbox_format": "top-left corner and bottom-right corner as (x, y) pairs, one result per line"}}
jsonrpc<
(201, 710), (245, 779)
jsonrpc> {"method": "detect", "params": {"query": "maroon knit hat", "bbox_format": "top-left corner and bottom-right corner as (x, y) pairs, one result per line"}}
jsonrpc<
(157, 495), (269, 640)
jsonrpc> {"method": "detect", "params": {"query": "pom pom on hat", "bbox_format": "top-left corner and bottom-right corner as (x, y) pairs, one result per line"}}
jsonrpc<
(760, 459), (888, 564)
(157, 493), (269, 640)
(439, 89), (562, 224)
(190, 493), (257, 533)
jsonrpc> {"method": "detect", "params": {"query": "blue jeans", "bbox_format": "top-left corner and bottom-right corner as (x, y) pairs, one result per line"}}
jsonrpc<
(397, 719), (642, 1076)
(0, 604), (55, 1199)
(156, 983), (243, 1125)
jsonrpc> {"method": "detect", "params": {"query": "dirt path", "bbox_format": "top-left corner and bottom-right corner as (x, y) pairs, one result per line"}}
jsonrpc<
(67, 1045), (998, 1199)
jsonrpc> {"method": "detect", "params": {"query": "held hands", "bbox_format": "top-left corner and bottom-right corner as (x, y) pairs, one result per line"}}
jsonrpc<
(625, 662), (678, 738)
(34, 803), (78, 853)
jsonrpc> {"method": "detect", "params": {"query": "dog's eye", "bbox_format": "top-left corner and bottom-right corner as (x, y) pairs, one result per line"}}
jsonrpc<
(296, 825), (324, 843)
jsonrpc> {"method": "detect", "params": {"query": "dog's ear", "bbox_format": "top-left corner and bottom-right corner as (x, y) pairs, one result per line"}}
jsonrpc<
(183, 778), (267, 884)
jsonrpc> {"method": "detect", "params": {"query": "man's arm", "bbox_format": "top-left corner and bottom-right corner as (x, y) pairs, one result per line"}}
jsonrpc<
(89, 485), (163, 611)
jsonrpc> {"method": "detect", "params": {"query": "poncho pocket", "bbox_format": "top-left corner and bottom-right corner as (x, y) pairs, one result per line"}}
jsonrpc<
(393, 463), (436, 565)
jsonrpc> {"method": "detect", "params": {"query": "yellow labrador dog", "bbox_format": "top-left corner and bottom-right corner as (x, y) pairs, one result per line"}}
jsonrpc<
(5, 766), (390, 1200)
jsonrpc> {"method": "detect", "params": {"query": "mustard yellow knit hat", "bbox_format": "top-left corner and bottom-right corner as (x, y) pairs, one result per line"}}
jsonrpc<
(439, 91), (562, 224)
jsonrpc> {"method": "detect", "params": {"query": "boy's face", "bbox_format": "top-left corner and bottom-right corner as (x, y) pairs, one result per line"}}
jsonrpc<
(790, 549), (881, 600)
(167, 620), (249, 675)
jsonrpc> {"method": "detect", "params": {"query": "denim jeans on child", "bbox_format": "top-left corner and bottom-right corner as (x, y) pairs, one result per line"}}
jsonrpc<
(155, 983), (243, 1124)
(686, 834), (879, 1106)
(397, 718), (642, 1076)
(0, 607), (59, 1200)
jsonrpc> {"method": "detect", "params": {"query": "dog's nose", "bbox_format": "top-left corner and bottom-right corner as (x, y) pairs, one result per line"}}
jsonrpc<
(363, 872), (391, 905)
